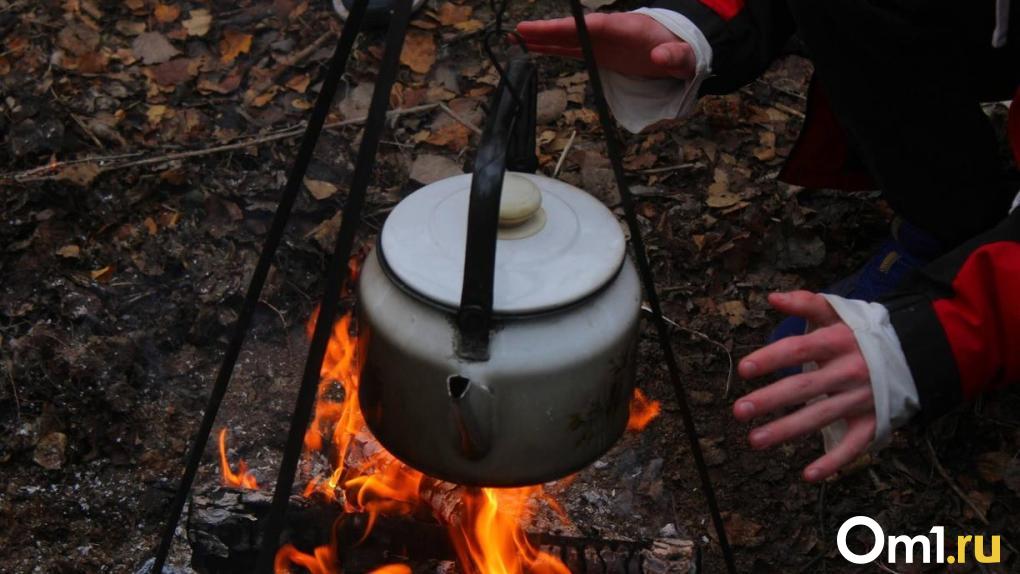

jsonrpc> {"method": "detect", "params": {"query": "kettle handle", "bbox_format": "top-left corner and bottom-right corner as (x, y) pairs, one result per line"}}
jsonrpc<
(456, 57), (538, 361)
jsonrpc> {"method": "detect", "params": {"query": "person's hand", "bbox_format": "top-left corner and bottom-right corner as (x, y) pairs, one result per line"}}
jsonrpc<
(515, 13), (696, 79)
(733, 291), (876, 482)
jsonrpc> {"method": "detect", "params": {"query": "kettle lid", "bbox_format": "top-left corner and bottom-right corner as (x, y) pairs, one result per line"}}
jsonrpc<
(379, 171), (626, 315)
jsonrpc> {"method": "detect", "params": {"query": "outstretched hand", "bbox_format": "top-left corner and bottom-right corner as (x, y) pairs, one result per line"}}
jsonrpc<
(515, 13), (696, 79)
(733, 292), (876, 482)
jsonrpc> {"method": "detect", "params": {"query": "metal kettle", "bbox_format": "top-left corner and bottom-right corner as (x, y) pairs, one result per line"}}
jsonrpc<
(356, 57), (642, 486)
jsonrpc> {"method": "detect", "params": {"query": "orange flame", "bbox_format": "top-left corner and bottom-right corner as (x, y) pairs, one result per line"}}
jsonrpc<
(273, 257), (572, 573)
(627, 388), (661, 432)
(218, 428), (260, 490)
(368, 566), (412, 574)
(274, 543), (338, 574)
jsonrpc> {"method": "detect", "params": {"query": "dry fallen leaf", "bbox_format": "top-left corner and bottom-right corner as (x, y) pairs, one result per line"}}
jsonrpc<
(706, 169), (741, 208)
(183, 9), (213, 36)
(57, 163), (101, 187)
(437, 2), (472, 25)
(146, 57), (200, 86)
(304, 178), (339, 200)
(453, 19), (485, 33)
(154, 3), (181, 23)
(90, 265), (114, 282)
(147, 104), (170, 124)
(426, 123), (472, 150)
(400, 31), (436, 74)
(285, 73), (311, 93)
(718, 300), (748, 327)
(220, 29), (253, 64)
(56, 245), (81, 258)
(131, 31), (179, 64)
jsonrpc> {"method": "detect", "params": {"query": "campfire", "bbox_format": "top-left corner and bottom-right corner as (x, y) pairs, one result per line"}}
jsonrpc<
(214, 259), (662, 574)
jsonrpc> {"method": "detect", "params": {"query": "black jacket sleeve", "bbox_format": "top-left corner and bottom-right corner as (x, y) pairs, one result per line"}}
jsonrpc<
(646, 0), (795, 94)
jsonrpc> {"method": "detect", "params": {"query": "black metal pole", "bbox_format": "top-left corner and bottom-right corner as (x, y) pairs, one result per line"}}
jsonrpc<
(146, 2), (370, 572)
(252, 2), (413, 571)
(565, 1), (739, 572)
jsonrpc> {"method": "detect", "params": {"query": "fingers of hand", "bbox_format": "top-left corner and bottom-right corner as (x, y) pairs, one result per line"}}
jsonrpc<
(803, 415), (876, 482)
(515, 15), (599, 47)
(738, 323), (857, 379)
(649, 42), (695, 78)
(733, 355), (869, 422)
(768, 291), (840, 326)
(747, 385), (873, 449)
(522, 44), (583, 59)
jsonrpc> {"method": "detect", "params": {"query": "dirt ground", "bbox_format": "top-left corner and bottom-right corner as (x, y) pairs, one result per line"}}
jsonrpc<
(2, 1), (1019, 573)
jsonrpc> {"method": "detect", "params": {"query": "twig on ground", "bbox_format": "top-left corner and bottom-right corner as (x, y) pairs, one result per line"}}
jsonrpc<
(925, 436), (990, 525)
(4, 360), (20, 424)
(773, 102), (806, 119)
(553, 129), (576, 178)
(437, 102), (482, 136)
(70, 113), (105, 150)
(646, 304), (735, 397)
(638, 162), (704, 175)
(5, 104), (440, 184)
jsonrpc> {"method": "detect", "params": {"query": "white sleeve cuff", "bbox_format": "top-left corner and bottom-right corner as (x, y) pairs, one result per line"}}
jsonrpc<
(821, 294), (920, 449)
(598, 8), (714, 133)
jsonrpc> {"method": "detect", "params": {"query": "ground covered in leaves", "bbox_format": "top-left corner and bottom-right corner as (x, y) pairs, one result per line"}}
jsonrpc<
(2, 0), (1019, 573)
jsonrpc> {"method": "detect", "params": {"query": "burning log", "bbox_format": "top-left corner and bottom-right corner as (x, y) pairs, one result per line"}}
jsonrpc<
(187, 486), (696, 574)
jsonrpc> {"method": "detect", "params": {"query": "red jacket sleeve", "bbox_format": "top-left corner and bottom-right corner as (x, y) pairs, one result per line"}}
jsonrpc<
(881, 206), (1020, 420)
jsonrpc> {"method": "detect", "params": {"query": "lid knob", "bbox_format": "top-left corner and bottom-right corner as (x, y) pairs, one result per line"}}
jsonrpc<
(497, 174), (546, 239)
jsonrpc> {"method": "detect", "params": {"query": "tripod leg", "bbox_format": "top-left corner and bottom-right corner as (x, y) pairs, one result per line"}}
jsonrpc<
(252, 2), (415, 572)
(145, 1), (372, 572)
(563, 1), (738, 572)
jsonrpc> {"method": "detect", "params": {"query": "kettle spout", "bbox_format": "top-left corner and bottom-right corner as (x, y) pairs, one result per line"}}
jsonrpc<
(448, 375), (494, 460)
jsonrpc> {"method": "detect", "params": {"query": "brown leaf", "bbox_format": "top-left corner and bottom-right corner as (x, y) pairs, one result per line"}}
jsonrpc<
(183, 9), (213, 36)
(453, 19), (484, 33)
(56, 245), (81, 259)
(220, 30), (253, 64)
(285, 73), (310, 93)
(33, 432), (68, 470)
(753, 131), (777, 162)
(154, 3), (181, 23)
(146, 57), (200, 86)
(624, 152), (657, 171)
(563, 108), (598, 125)
(426, 123), (472, 150)
(409, 154), (463, 185)
(706, 169), (740, 208)
(115, 19), (147, 36)
(90, 265), (114, 282)
(718, 300), (747, 327)
(197, 71), (243, 94)
(249, 85), (281, 108)
(976, 452), (1013, 483)
(722, 513), (764, 547)
(132, 31), (179, 64)
(400, 31), (436, 74)
(58, 23), (100, 56)
(437, 2), (472, 25)
(304, 178), (339, 200)
(57, 163), (101, 187)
